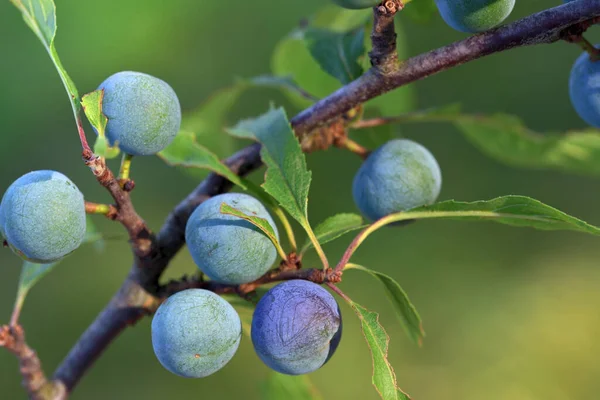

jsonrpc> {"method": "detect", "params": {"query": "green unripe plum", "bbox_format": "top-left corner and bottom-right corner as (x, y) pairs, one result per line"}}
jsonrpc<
(435, 0), (515, 33)
(96, 71), (182, 156)
(0, 170), (86, 263)
(352, 139), (442, 221)
(331, 0), (381, 9)
(185, 193), (279, 285)
(151, 289), (242, 378)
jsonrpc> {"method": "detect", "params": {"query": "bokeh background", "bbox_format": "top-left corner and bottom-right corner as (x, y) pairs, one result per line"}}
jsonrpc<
(1, 1), (599, 399)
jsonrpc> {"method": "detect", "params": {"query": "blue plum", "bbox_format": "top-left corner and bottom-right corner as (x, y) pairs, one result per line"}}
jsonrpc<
(435, 0), (515, 33)
(352, 139), (442, 221)
(569, 48), (600, 127)
(251, 280), (342, 375)
(185, 193), (279, 285)
(151, 289), (242, 378)
(0, 170), (86, 263)
(97, 71), (181, 156)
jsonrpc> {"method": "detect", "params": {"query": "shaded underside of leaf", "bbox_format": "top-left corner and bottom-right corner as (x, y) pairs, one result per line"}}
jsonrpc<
(304, 27), (365, 85)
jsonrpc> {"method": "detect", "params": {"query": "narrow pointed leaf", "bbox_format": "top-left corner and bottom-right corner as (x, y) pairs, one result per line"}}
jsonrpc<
(304, 27), (365, 85)
(158, 130), (245, 189)
(347, 264), (424, 346)
(227, 108), (311, 227)
(350, 301), (411, 400)
(263, 372), (323, 400)
(338, 195), (600, 268)
(220, 203), (286, 259)
(11, 0), (81, 121)
(300, 213), (365, 254)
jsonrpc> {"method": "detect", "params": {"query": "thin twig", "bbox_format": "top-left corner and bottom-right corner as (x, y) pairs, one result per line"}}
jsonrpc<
(0, 325), (67, 400)
(369, 1), (403, 73)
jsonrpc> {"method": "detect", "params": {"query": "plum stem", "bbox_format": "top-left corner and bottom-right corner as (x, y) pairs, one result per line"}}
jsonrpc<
(575, 35), (600, 62)
(84, 202), (118, 219)
(338, 137), (371, 159)
(118, 154), (134, 182)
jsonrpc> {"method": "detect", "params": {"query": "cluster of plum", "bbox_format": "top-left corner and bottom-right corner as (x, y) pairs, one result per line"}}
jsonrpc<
(0, 67), (443, 378)
(0, 71), (181, 264)
(153, 142), (442, 378)
(11, 0), (594, 381)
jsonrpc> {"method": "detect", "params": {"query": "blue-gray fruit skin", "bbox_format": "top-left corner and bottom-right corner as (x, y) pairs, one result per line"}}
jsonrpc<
(353, 139), (442, 221)
(0, 170), (86, 263)
(97, 71), (181, 156)
(251, 280), (342, 375)
(185, 193), (279, 285)
(331, 0), (381, 9)
(151, 289), (242, 378)
(569, 48), (600, 127)
(435, 0), (515, 33)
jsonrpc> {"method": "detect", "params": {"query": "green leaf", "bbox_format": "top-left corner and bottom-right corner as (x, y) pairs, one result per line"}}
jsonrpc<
(388, 109), (600, 177)
(300, 213), (365, 254)
(403, 0), (438, 23)
(338, 195), (600, 269)
(454, 114), (600, 177)
(81, 90), (107, 136)
(228, 108), (329, 267)
(227, 108), (311, 227)
(81, 90), (120, 159)
(158, 130), (246, 189)
(349, 301), (412, 400)
(11, 0), (81, 122)
(272, 31), (340, 109)
(93, 136), (120, 159)
(220, 202), (286, 260)
(262, 372), (323, 400)
(304, 27), (366, 85)
(346, 264), (424, 346)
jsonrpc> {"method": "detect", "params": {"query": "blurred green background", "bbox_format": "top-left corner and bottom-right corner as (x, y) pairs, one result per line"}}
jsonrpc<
(1, 1), (599, 399)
